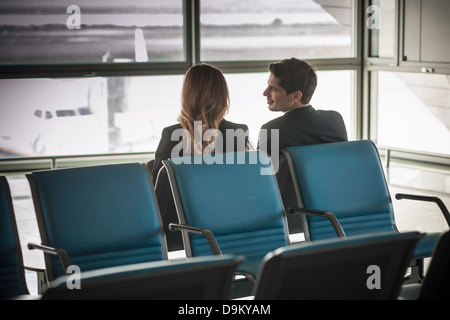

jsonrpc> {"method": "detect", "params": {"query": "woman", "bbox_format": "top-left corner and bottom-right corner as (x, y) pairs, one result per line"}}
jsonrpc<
(150, 63), (249, 180)
(149, 63), (249, 250)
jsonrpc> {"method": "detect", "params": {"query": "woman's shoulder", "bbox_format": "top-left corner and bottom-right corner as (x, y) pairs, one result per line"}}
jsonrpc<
(161, 123), (182, 135)
(164, 123), (182, 131)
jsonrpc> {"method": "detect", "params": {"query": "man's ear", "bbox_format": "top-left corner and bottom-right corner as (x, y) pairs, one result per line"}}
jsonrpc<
(293, 90), (303, 103)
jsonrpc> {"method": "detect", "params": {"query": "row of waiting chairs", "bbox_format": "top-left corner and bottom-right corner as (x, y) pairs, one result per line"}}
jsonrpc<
(282, 140), (450, 283)
(1, 140), (449, 299)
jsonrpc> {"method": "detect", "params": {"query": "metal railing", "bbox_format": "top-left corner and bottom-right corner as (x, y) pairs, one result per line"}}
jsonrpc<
(0, 151), (155, 172)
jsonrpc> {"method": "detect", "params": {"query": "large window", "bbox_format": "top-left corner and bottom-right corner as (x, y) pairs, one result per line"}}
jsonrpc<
(200, 0), (355, 61)
(375, 71), (450, 156)
(0, 0), (359, 162)
(0, 0), (185, 64)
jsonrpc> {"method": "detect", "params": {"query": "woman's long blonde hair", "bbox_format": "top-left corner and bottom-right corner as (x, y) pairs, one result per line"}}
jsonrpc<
(178, 63), (230, 155)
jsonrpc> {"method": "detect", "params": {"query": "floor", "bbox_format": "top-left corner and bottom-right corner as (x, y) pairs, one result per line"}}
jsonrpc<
(5, 161), (450, 296)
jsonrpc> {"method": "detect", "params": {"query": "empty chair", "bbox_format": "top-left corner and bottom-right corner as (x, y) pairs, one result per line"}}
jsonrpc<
(253, 231), (423, 300)
(26, 163), (168, 284)
(399, 230), (450, 300)
(282, 140), (450, 282)
(0, 176), (29, 299)
(163, 150), (290, 283)
(42, 255), (242, 300)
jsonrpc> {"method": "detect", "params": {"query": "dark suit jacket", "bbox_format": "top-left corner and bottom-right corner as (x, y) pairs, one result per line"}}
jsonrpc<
(258, 105), (348, 234)
(149, 119), (249, 251)
(258, 105), (348, 156)
(150, 119), (249, 182)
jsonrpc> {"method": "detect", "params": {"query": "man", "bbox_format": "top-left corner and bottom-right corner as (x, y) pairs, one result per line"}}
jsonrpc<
(258, 58), (348, 235)
(258, 57), (348, 155)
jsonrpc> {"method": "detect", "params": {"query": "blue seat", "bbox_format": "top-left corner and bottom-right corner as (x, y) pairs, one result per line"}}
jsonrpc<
(253, 232), (423, 300)
(282, 140), (450, 282)
(0, 176), (29, 299)
(42, 255), (242, 300)
(26, 163), (168, 283)
(400, 230), (450, 300)
(163, 150), (290, 283)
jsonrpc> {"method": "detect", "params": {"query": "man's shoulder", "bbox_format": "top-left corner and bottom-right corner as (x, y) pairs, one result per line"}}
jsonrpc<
(261, 114), (286, 129)
(313, 108), (345, 121)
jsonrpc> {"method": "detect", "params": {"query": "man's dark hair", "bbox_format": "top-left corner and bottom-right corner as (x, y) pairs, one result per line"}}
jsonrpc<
(268, 58), (317, 104)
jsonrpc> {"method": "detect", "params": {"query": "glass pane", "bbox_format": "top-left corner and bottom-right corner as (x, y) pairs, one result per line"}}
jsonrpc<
(368, 0), (395, 58)
(377, 72), (450, 155)
(225, 70), (355, 146)
(200, 0), (354, 61)
(0, 75), (183, 158)
(0, 0), (184, 64)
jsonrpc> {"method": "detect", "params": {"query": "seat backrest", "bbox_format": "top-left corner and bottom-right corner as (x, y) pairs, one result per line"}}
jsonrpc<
(27, 163), (167, 280)
(164, 151), (289, 261)
(42, 255), (242, 300)
(283, 140), (398, 241)
(254, 231), (423, 300)
(0, 176), (29, 299)
(417, 230), (450, 300)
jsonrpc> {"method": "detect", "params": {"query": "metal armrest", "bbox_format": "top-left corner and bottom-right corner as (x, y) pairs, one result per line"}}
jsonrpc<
(24, 266), (44, 273)
(24, 266), (48, 294)
(395, 193), (450, 226)
(168, 223), (222, 255)
(288, 207), (346, 238)
(27, 242), (72, 272)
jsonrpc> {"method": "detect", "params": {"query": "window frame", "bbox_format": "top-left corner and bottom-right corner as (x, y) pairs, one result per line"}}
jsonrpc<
(364, 0), (450, 168)
(364, 0), (400, 67)
(0, 0), (447, 171)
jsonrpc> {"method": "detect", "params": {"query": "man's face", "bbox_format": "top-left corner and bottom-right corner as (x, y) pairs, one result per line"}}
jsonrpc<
(263, 73), (296, 113)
